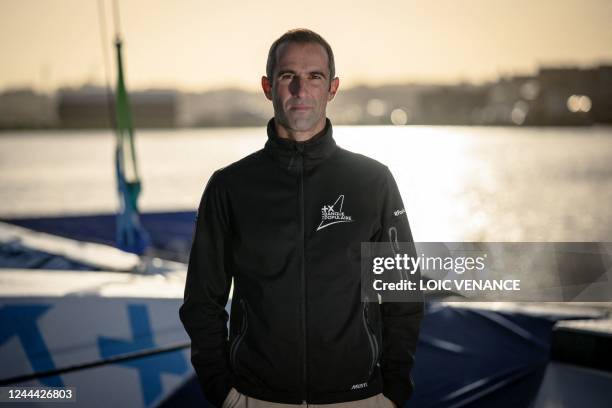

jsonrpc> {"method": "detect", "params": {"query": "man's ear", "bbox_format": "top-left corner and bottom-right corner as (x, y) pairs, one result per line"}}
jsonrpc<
(262, 76), (273, 101)
(328, 77), (340, 101)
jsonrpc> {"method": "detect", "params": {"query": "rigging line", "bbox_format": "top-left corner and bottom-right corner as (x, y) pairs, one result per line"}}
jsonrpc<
(96, 0), (117, 130)
(112, 0), (122, 41)
(111, 0), (137, 168)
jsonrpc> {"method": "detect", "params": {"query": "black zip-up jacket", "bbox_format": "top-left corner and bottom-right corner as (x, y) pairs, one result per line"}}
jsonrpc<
(179, 118), (424, 408)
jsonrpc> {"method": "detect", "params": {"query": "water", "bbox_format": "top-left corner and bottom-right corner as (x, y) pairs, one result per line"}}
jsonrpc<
(1, 126), (612, 242)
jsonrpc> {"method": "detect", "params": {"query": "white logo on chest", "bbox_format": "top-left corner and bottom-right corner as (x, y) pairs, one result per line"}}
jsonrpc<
(317, 194), (354, 231)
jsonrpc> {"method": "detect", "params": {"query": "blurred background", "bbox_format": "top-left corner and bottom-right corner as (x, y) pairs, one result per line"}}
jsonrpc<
(1, 0), (611, 243)
(1, 1), (612, 407)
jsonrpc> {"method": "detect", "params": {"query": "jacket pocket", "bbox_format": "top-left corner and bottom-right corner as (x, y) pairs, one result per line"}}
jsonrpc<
(362, 302), (380, 377)
(229, 298), (248, 371)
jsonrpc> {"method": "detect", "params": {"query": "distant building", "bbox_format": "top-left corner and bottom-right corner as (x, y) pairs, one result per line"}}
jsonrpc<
(1, 64), (610, 129)
(0, 88), (57, 129)
(484, 75), (539, 125)
(179, 89), (270, 127)
(329, 84), (426, 125)
(478, 65), (612, 126)
(57, 86), (178, 128)
(418, 85), (489, 125)
(592, 66), (612, 123)
(533, 67), (595, 125)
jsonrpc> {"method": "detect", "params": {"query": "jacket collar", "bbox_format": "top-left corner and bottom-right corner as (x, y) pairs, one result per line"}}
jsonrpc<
(264, 117), (338, 170)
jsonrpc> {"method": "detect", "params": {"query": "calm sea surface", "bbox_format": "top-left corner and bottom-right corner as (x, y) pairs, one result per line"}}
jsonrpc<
(1, 126), (611, 242)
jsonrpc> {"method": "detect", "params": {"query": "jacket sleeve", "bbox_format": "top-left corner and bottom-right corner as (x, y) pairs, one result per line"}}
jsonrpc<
(179, 171), (234, 407)
(376, 167), (424, 408)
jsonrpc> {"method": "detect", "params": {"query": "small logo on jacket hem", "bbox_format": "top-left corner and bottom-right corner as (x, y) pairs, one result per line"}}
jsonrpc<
(350, 382), (368, 390)
(317, 195), (354, 231)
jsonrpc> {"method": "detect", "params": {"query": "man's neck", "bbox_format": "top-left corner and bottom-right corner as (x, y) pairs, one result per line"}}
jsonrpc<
(275, 118), (326, 142)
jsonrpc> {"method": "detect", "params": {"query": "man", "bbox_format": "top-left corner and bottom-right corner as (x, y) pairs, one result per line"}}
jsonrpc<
(179, 29), (423, 408)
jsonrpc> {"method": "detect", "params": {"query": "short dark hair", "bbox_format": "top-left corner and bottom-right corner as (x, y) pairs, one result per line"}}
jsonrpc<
(266, 28), (336, 82)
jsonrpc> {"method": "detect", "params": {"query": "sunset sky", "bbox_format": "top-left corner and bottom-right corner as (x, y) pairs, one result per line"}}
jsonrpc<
(1, 0), (611, 92)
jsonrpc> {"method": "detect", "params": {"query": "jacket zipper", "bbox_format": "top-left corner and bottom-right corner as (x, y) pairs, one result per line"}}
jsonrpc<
(362, 303), (379, 377)
(297, 150), (308, 403)
(230, 298), (248, 370)
(288, 147), (308, 403)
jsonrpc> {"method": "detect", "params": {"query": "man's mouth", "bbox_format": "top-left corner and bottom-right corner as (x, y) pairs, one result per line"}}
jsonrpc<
(289, 105), (312, 111)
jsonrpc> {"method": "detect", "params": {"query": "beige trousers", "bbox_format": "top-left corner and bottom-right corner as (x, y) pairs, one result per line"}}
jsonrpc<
(222, 388), (396, 408)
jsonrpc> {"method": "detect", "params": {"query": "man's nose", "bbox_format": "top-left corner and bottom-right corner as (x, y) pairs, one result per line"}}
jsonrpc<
(289, 76), (307, 97)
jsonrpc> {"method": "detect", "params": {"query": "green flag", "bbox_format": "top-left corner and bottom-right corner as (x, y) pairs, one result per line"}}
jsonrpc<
(114, 38), (150, 255)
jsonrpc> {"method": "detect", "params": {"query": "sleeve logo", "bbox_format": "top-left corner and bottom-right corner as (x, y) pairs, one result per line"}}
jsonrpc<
(393, 208), (406, 217)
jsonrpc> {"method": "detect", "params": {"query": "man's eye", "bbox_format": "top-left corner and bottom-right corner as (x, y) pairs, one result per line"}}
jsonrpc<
(280, 74), (293, 80)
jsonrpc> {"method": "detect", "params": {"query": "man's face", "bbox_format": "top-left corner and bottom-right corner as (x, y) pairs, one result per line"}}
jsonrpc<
(262, 42), (339, 136)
